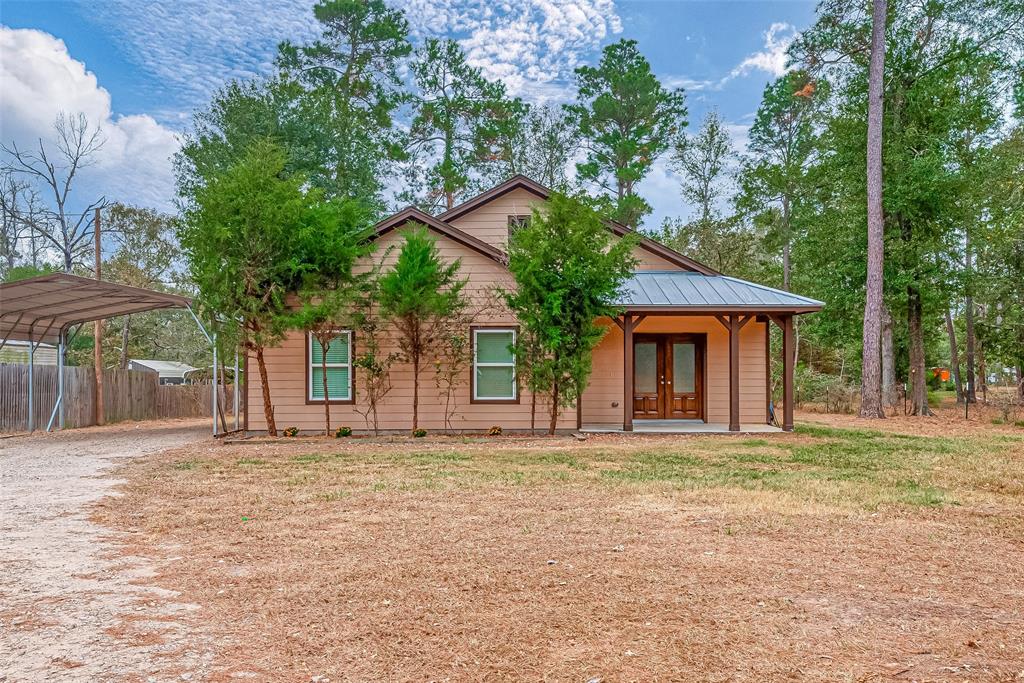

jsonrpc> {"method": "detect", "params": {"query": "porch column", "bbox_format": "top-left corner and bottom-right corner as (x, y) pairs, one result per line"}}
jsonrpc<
(728, 315), (740, 432)
(622, 313), (634, 432)
(782, 314), (795, 431)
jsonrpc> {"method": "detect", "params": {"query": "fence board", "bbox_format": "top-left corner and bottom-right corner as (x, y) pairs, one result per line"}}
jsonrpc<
(0, 363), (234, 433)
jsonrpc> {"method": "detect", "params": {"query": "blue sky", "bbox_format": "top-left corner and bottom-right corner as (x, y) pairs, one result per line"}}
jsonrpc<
(1, 0), (816, 226)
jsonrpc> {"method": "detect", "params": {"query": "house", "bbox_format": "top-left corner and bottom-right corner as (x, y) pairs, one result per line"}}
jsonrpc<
(0, 340), (58, 366)
(128, 359), (197, 385)
(247, 176), (822, 434)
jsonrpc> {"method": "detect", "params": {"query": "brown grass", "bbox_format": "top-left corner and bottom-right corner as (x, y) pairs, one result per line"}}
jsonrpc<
(94, 405), (1024, 682)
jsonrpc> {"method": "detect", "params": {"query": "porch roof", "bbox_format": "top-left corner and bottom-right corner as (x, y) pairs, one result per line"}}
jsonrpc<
(616, 271), (823, 314)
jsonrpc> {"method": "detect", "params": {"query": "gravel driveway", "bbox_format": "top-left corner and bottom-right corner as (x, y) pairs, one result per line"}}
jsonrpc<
(0, 420), (211, 682)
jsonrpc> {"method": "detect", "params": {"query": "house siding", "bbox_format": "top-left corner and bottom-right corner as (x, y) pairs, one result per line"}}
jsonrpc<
(247, 226), (578, 433)
(581, 316), (768, 427)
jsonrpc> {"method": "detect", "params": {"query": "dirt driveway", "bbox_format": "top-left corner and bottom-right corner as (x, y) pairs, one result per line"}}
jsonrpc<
(0, 420), (210, 682)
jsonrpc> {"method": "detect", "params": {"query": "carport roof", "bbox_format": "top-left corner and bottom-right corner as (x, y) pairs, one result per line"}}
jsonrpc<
(0, 273), (191, 345)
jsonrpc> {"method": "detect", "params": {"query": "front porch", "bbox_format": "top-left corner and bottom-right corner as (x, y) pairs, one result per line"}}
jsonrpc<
(582, 419), (782, 434)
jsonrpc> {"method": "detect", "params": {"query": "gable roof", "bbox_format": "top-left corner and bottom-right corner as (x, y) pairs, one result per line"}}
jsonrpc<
(436, 175), (719, 275)
(371, 206), (506, 264)
(617, 271), (823, 313)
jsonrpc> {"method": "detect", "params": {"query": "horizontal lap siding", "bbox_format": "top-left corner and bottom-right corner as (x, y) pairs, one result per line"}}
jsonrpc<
(248, 228), (575, 433)
(581, 317), (767, 426)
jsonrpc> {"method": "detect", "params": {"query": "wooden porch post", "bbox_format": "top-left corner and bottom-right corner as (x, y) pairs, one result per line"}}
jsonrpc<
(728, 314), (740, 432)
(623, 313), (634, 432)
(765, 321), (772, 424)
(782, 314), (795, 431)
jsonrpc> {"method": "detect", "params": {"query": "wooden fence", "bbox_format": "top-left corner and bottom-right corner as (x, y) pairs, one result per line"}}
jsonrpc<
(0, 364), (234, 433)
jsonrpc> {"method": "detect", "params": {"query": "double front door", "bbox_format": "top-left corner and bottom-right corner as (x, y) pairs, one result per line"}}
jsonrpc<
(633, 334), (704, 420)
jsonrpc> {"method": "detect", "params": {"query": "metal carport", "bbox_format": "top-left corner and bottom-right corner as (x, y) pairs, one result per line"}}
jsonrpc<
(0, 273), (234, 435)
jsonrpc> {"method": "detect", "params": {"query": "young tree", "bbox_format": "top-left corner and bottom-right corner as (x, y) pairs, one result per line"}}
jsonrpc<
(0, 170), (41, 275)
(566, 39), (687, 228)
(2, 113), (107, 272)
(737, 72), (829, 291)
(673, 110), (735, 224)
(179, 139), (314, 436)
(378, 228), (468, 432)
(505, 193), (638, 434)
(291, 199), (375, 434)
(276, 0), (411, 206)
(407, 39), (525, 211)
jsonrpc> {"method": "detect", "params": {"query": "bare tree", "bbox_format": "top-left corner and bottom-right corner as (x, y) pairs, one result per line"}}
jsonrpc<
(859, 0), (887, 419)
(0, 170), (43, 275)
(2, 113), (107, 272)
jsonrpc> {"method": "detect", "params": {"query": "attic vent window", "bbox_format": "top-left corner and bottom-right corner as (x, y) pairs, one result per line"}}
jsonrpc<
(507, 215), (530, 240)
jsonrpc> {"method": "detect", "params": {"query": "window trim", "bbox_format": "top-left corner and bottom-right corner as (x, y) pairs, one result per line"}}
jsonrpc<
(470, 326), (520, 404)
(507, 214), (530, 242)
(305, 330), (355, 405)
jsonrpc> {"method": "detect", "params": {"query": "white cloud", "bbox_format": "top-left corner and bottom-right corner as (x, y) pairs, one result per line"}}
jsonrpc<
(0, 26), (180, 211)
(728, 22), (797, 80)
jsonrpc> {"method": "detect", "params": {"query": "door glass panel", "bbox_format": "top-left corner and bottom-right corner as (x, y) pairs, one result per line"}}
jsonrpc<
(673, 342), (695, 393)
(635, 342), (657, 393)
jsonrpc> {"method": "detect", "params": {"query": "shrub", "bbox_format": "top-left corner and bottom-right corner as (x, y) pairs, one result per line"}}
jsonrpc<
(334, 426), (353, 438)
(488, 425), (503, 436)
(283, 426), (300, 437)
(413, 428), (428, 438)
(793, 366), (856, 413)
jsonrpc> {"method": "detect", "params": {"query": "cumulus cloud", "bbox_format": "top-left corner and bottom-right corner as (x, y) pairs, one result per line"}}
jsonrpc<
(729, 22), (797, 80)
(0, 26), (180, 211)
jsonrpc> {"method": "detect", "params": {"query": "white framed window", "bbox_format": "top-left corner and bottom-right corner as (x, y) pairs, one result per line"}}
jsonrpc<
(473, 328), (517, 402)
(307, 331), (352, 402)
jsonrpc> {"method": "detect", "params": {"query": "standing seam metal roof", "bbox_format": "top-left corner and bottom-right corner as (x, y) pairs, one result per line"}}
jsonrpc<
(615, 271), (823, 310)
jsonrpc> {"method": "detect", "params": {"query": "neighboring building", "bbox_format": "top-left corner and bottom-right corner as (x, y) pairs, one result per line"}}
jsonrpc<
(0, 340), (58, 366)
(248, 176), (822, 434)
(128, 359), (197, 385)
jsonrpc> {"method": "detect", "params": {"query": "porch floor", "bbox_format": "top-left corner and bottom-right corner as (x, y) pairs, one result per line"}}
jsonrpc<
(581, 419), (782, 434)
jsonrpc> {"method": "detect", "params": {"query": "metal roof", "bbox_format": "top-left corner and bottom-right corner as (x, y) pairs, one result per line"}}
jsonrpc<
(129, 359), (197, 377)
(615, 271), (824, 312)
(0, 273), (191, 345)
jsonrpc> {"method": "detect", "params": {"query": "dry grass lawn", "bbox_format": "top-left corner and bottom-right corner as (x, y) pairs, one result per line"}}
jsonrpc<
(94, 407), (1024, 682)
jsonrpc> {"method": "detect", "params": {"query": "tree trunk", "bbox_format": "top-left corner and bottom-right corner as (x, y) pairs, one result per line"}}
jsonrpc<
(119, 315), (130, 369)
(321, 342), (331, 436)
(881, 305), (896, 411)
(965, 269), (977, 404)
(859, 0), (887, 419)
(907, 286), (932, 416)
(412, 349), (420, 433)
(977, 339), (987, 404)
(255, 345), (277, 436)
(944, 307), (964, 402)
(782, 195), (792, 292)
(548, 379), (560, 436)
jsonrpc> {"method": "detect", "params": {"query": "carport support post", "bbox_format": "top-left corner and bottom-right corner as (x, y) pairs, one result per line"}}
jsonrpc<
(27, 330), (34, 433)
(58, 330), (65, 429)
(233, 348), (239, 431)
(782, 315), (795, 432)
(212, 332), (218, 437)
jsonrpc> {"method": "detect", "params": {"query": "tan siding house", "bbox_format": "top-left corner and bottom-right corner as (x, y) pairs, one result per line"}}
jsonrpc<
(247, 176), (822, 434)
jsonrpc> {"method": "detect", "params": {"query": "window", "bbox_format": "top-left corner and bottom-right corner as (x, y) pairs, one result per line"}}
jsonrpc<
(507, 215), (530, 241)
(473, 328), (517, 402)
(307, 332), (352, 402)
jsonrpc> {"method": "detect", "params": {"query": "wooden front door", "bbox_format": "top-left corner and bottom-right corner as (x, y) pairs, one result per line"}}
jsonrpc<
(633, 334), (703, 420)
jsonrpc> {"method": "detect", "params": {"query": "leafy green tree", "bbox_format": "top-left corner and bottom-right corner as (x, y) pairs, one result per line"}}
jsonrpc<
(407, 39), (526, 211)
(737, 72), (829, 291)
(276, 0), (411, 206)
(378, 228), (468, 432)
(566, 39), (687, 228)
(505, 193), (638, 434)
(673, 110), (735, 224)
(290, 199), (375, 434)
(483, 104), (580, 190)
(179, 139), (316, 436)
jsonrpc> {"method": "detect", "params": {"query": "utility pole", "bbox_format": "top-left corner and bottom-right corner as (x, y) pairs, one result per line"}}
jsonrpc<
(94, 207), (104, 426)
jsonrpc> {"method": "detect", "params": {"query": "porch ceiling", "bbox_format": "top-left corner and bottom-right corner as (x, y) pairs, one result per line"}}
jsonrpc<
(616, 271), (823, 313)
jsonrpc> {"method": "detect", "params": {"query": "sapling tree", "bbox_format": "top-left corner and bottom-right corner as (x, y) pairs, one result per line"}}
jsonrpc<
(291, 199), (375, 434)
(505, 193), (638, 434)
(378, 227), (467, 432)
(179, 139), (313, 436)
